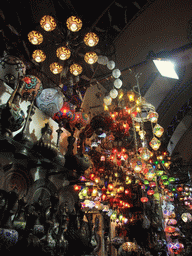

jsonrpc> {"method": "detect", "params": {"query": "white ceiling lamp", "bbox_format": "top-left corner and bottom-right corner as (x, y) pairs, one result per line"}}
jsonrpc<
(153, 58), (179, 79)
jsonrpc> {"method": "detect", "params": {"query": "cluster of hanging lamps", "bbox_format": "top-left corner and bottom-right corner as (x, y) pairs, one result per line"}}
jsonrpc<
(28, 14), (99, 75)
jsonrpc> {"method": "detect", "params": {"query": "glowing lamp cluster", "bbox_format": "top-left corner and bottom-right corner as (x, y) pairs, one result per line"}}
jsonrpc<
(66, 16), (82, 32)
(40, 15), (56, 32)
(28, 31), (43, 45)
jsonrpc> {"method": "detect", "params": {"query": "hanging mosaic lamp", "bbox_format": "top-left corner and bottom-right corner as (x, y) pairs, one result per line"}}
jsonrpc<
(21, 75), (43, 101)
(139, 147), (151, 161)
(66, 16), (82, 32)
(84, 32), (99, 47)
(130, 156), (146, 173)
(153, 123), (164, 137)
(40, 15), (56, 32)
(0, 55), (26, 86)
(28, 31), (43, 45)
(36, 88), (64, 117)
(147, 110), (159, 123)
(149, 136), (161, 150)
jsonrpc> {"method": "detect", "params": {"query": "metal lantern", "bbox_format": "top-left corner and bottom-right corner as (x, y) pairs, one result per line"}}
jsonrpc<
(66, 16), (82, 32)
(56, 46), (71, 60)
(69, 63), (82, 76)
(84, 32), (99, 47)
(40, 15), (56, 31)
(21, 75), (43, 101)
(50, 62), (63, 74)
(0, 55), (26, 87)
(153, 123), (164, 137)
(84, 52), (98, 64)
(28, 31), (43, 45)
(36, 88), (64, 117)
(32, 50), (46, 63)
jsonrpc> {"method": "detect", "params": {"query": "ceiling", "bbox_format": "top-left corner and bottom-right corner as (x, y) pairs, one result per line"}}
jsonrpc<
(1, 0), (192, 169)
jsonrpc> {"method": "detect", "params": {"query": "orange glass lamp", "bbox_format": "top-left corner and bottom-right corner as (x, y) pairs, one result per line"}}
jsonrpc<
(84, 52), (98, 64)
(40, 15), (56, 32)
(56, 46), (71, 60)
(84, 32), (99, 47)
(70, 63), (83, 76)
(50, 62), (63, 74)
(66, 16), (82, 32)
(28, 31), (43, 45)
(32, 50), (46, 63)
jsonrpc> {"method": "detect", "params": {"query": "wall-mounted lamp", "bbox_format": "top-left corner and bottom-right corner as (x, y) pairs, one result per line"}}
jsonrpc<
(153, 58), (179, 79)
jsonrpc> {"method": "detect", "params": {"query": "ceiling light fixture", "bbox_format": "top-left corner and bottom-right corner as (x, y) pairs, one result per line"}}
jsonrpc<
(153, 58), (179, 79)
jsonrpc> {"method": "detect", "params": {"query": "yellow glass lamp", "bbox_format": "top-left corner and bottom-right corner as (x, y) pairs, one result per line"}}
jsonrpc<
(28, 31), (43, 45)
(127, 90), (135, 102)
(153, 123), (164, 137)
(56, 46), (71, 60)
(32, 50), (46, 63)
(69, 63), (83, 76)
(84, 52), (98, 64)
(84, 32), (99, 47)
(40, 15), (56, 32)
(50, 62), (63, 74)
(66, 16), (82, 32)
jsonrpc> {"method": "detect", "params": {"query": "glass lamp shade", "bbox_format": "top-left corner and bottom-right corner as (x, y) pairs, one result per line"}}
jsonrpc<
(53, 102), (76, 122)
(139, 147), (151, 161)
(110, 88), (118, 99)
(40, 15), (56, 31)
(69, 63), (83, 76)
(114, 78), (122, 89)
(36, 88), (64, 117)
(130, 156), (146, 173)
(32, 50), (46, 63)
(66, 16), (82, 32)
(69, 112), (90, 127)
(84, 52), (98, 64)
(50, 62), (63, 74)
(56, 46), (71, 60)
(181, 213), (192, 222)
(0, 55), (26, 86)
(103, 95), (112, 106)
(153, 123), (164, 137)
(28, 31), (43, 45)
(149, 136), (161, 150)
(21, 75), (43, 101)
(84, 32), (99, 47)
(107, 60), (115, 70)
(147, 110), (158, 123)
(112, 69), (121, 78)
(140, 197), (149, 203)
